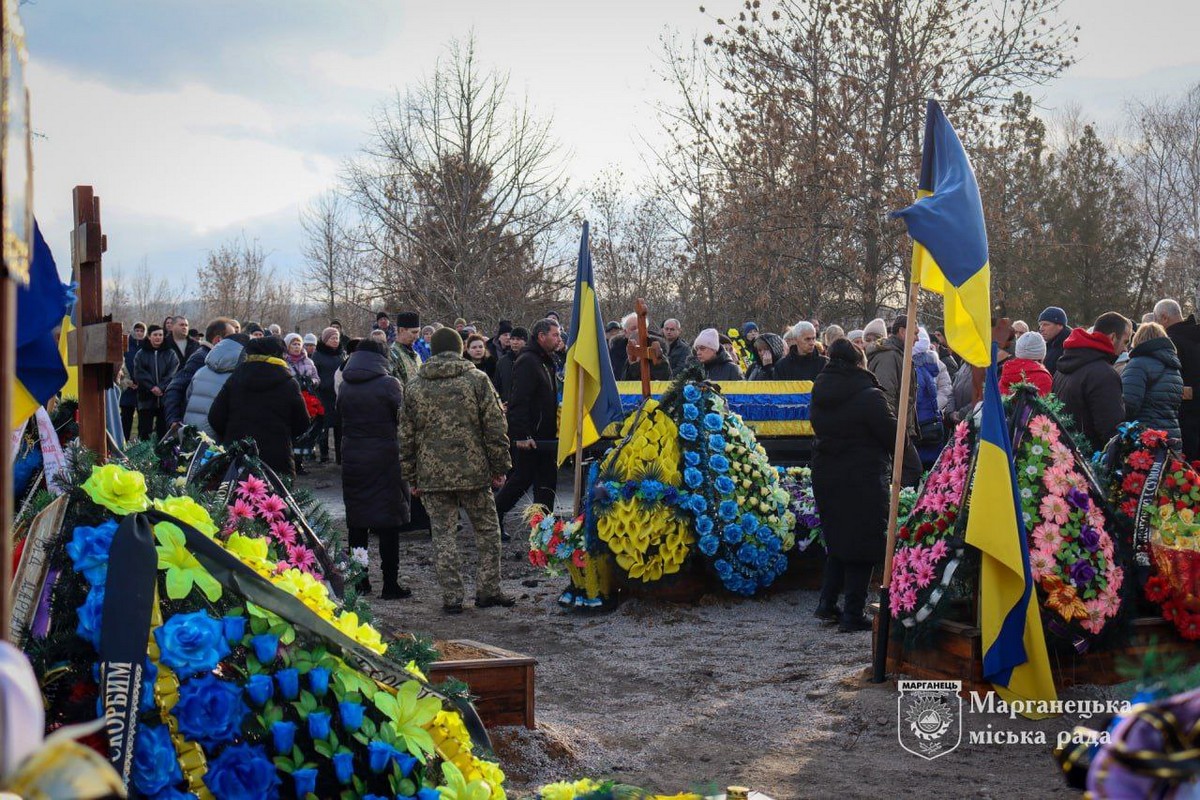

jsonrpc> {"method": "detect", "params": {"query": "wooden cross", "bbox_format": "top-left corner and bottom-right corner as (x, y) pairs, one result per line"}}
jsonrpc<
(628, 298), (652, 399)
(67, 186), (122, 459)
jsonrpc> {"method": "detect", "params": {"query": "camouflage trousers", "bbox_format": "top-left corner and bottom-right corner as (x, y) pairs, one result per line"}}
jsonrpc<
(423, 487), (503, 606)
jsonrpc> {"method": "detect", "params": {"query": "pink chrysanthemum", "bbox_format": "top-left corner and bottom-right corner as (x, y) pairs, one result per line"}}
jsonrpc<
(913, 559), (936, 589)
(269, 519), (298, 547)
(891, 569), (912, 594)
(1029, 415), (1059, 443)
(896, 587), (918, 613)
(286, 544), (317, 573)
(257, 494), (288, 523)
(893, 548), (910, 571)
(236, 475), (268, 502)
(1042, 466), (1073, 497)
(1029, 547), (1057, 581)
(1050, 444), (1074, 469)
(1031, 522), (1064, 553)
(227, 498), (256, 522)
(929, 539), (949, 563)
(1039, 494), (1070, 526)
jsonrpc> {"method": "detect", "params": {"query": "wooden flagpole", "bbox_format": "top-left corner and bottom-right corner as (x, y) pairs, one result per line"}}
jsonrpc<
(871, 278), (921, 683)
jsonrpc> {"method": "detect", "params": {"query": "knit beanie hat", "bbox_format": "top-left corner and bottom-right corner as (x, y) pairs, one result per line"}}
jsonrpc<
(913, 327), (930, 356)
(847, 329), (865, 342)
(303, 333), (318, 346)
(694, 328), (720, 352)
(864, 318), (887, 340)
(283, 332), (302, 346)
(431, 327), (464, 356)
(741, 322), (759, 336)
(497, 319), (514, 336)
(1015, 330), (1047, 361)
(1038, 306), (1068, 327)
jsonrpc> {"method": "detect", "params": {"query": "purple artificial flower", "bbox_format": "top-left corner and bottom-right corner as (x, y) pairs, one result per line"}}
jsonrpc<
(1079, 525), (1101, 553)
(1070, 560), (1097, 589)
(1065, 487), (1091, 512)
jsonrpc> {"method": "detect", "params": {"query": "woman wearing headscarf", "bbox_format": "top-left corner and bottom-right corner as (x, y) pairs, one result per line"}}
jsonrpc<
(208, 336), (310, 476)
(747, 332), (787, 380)
(810, 338), (897, 632)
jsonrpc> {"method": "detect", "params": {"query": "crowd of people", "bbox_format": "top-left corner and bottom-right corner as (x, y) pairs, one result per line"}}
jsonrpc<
(111, 296), (1200, 621)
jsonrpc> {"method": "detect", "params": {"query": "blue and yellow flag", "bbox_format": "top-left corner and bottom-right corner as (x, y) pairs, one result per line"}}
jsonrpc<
(558, 222), (623, 465)
(893, 100), (991, 368)
(13, 222), (72, 429)
(966, 343), (1057, 716)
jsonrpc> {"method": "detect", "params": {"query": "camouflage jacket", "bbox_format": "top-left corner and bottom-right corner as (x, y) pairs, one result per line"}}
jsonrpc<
(399, 352), (512, 491)
(389, 342), (423, 386)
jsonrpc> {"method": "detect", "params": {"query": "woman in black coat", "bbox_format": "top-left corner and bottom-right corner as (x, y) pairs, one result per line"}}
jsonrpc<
(336, 339), (411, 599)
(311, 327), (345, 464)
(810, 338), (897, 632)
(132, 324), (180, 442)
(208, 336), (310, 476)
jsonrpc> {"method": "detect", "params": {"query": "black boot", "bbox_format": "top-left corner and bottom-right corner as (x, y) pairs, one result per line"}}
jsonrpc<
(838, 561), (874, 633)
(815, 554), (844, 623)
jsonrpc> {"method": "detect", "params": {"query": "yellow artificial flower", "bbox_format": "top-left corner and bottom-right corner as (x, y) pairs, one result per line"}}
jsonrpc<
(152, 495), (218, 536)
(271, 568), (338, 618)
(154, 522), (222, 602)
(539, 779), (601, 800)
(334, 611), (387, 654)
(437, 761), (492, 800)
(225, 532), (271, 572)
(82, 464), (150, 515)
(374, 680), (441, 757)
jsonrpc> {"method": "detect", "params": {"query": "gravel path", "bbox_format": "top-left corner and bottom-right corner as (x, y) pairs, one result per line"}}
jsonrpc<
(301, 462), (1101, 799)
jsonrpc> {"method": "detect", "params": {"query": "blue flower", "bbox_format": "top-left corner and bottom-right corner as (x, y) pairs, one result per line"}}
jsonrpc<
(292, 768), (317, 798)
(333, 751), (354, 784)
(66, 520), (117, 585)
(719, 500), (739, 521)
(172, 674), (248, 748)
(683, 385), (701, 402)
(715, 476), (735, 495)
(222, 615), (247, 645)
(698, 535), (719, 556)
(154, 611), (230, 677)
(709, 454), (730, 473)
(368, 740), (397, 773)
(152, 790), (198, 800)
(75, 585), (105, 649)
(695, 516), (713, 535)
(684, 451), (701, 467)
(271, 720), (295, 754)
(417, 788), (441, 800)
(714, 559), (733, 580)
(737, 543), (758, 564)
(308, 666), (331, 697)
(683, 468), (703, 488)
(641, 480), (664, 502)
(723, 523), (743, 544)
(275, 668), (299, 700)
(703, 412), (723, 431)
(250, 633), (278, 665)
(690, 495), (708, 514)
(708, 434), (726, 452)
(245, 674), (274, 706)
(395, 751), (418, 777)
(682, 402), (699, 420)
(307, 710), (331, 740)
(663, 486), (679, 505)
(203, 743), (279, 800)
(740, 513), (759, 531)
(774, 554), (790, 576)
(132, 723), (182, 797)
(339, 700), (365, 732)
(679, 423), (698, 441)
(140, 658), (158, 713)
(621, 481), (638, 500)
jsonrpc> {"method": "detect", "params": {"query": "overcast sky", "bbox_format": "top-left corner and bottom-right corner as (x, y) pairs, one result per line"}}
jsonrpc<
(20, 0), (1200, 288)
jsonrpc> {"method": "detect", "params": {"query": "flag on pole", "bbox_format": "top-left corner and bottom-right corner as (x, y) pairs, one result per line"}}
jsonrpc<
(58, 314), (78, 401)
(966, 343), (1057, 716)
(12, 222), (72, 430)
(558, 222), (623, 465)
(892, 100), (992, 368)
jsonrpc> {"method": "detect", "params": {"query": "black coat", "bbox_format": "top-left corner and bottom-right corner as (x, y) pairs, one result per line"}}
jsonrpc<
(622, 358), (672, 381)
(775, 349), (828, 381)
(337, 351), (410, 528)
(701, 348), (743, 381)
(809, 361), (897, 563)
(168, 336), (200, 369)
(311, 342), (344, 410)
(494, 351), (518, 403)
(665, 337), (691, 374)
(1167, 315), (1200, 419)
(507, 343), (560, 441)
(1051, 328), (1124, 452)
(1122, 336), (1184, 441)
(132, 339), (180, 411)
(1044, 326), (1071, 375)
(120, 340), (140, 409)
(208, 357), (310, 476)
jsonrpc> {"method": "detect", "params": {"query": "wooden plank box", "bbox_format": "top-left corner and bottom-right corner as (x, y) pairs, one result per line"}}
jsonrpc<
(428, 640), (537, 730)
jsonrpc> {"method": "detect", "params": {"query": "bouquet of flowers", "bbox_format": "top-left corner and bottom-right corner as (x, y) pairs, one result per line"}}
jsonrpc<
(778, 466), (823, 553)
(526, 505), (587, 574)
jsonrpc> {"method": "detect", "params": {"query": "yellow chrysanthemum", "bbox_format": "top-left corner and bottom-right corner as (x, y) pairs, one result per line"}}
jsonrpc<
(152, 495), (218, 536)
(271, 568), (338, 619)
(333, 611), (386, 654)
(82, 463), (150, 515)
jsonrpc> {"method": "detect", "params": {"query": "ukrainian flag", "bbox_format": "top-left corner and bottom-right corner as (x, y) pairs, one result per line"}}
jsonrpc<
(13, 222), (72, 429)
(558, 222), (623, 465)
(967, 343), (1057, 716)
(893, 100), (991, 368)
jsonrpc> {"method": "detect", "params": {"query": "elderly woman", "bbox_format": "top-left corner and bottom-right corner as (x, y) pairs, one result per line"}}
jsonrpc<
(311, 326), (345, 464)
(283, 333), (320, 390)
(1122, 322), (1184, 442)
(693, 328), (743, 381)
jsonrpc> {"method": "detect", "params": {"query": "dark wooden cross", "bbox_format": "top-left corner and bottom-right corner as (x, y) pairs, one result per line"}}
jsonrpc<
(67, 186), (122, 459)
(628, 298), (652, 399)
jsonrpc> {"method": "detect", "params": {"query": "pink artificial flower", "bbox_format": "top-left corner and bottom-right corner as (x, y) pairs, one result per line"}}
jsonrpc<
(286, 544), (317, 573)
(1031, 522), (1064, 553)
(227, 498), (256, 522)
(893, 548), (910, 571)
(929, 539), (949, 563)
(913, 559), (936, 589)
(269, 519), (298, 547)
(1029, 547), (1057, 581)
(1029, 415), (1058, 442)
(1040, 494), (1070, 526)
(236, 475), (268, 502)
(891, 570), (912, 594)
(257, 494), (288, 523)
(896, 587), (918, 613)
(1064, 471), (1088, 493)
(1081, 600), (1106, 634)
(1042, 466), (1073, 497)
(1086, 505), (1106, 530)
(1050, 444), (1074, 469)
(1107, 566), (1124, 594)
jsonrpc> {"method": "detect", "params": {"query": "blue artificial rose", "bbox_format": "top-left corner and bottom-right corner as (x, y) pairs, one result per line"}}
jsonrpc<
(275, 668), (300, 700)
(339, 700), (365, 732)
(679, 423), (698, 441)
(709, 454), (730, 473)
(682, 403), (699, 420)
(417, 788), (441, 800)
(203, 743), (279, 800)
(140, 658), (158, 713)
(245, 674), (274, 706)
(292, 767), (318, 797)
(222, 615), (247, 645)
(698, 535), (719, 556)
(703, 412), (723, 431)
(250, 633), (278, 665)
(739, 513), (759, 531)
(271, 720), (296, 754)
(132, 723), (183, 796)
(641, 480), (664, 502)
(153, 789), (198, 800)
(708, 434), (726, 452)
(308, 666), (331, 697)
(714, 559), (733, 580)
(333, 751), (355, 784)
(76, 584), (105, 649)
(695, 516), (713, 535)
(66, 520), (118, 585)
(683, 385), (701, 402)
(683, 468), (703, 489)
(172, 674), (248, 748)
(715, 476), (735, 495)
(306, 710), (331, 740)
(368, 740), (397, 773)
(722, 523), (743, 544)
(683, 451), (700, 467)
(719, 500), (739, 521)
(737, 543), (758, 565)
(154, 611), (230, 677)
(774, 554), (790, 576)
(690, 495), (707, 514)
(395, 751), (418, 777)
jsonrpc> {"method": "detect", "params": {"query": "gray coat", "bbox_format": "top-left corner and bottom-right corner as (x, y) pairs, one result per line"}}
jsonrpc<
(1122, 336), (1184, 442)
(184, 338), (244, 437)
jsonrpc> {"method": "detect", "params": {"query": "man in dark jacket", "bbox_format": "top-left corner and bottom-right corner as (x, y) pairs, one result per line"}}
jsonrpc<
(1157, 298), (1200, 459)
(492, 326), (526, 403)
(133, 324), (180, 441)
(401, 328), (515, 612)
(486, 319), (513, 363)
(494, 318), (562, 537)
(1039, 306), (1071, 375)
(662, 318), (691, 374)
(164, 317), (235, 428)
(692, 328), (743, 381)
(119, 321), (146, 441)
(338, 339), (410, 599)
(166, 315), (200, 366)
(208, 336), (310, 476)
(371, 311), (396, 344)
(1052, 312), (1131, 452)
(867, 315), (920, 487)
(775, 321), (828, 381)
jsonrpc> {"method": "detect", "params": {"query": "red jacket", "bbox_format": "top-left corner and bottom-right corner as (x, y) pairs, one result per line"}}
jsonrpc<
(999, 357), (1053, 397)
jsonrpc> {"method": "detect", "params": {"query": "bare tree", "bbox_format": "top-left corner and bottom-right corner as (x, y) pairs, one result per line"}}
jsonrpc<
(300, 191), (360, 321)
(107, 257), (186, 327)
(196, 236), (295, 328)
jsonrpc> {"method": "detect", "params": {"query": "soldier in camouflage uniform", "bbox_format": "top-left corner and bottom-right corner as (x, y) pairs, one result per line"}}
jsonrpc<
(399, 327), (515, 612)
(389, 310), (424, 385)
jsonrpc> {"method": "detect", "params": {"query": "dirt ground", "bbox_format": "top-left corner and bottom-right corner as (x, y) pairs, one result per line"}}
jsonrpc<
(301, 462), (1113, 800)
